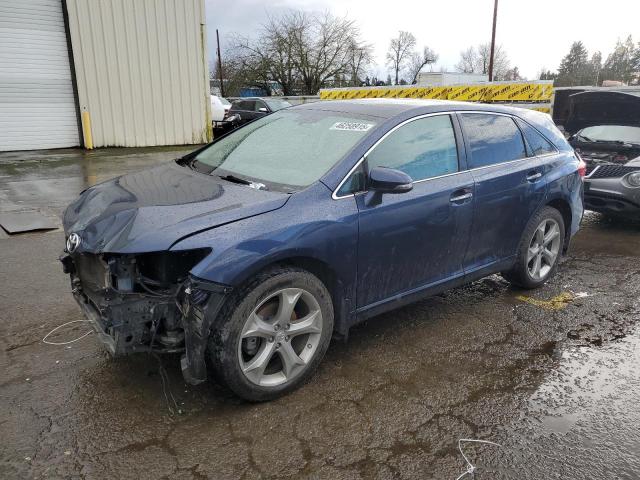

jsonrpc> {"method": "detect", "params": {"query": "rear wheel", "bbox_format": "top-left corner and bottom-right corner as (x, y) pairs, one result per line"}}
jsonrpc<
(502, 206), (565, 289)
(208, 266), (333, 401)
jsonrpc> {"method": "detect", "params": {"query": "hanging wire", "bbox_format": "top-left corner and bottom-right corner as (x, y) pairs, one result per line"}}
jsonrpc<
(42, 320), (93, 345)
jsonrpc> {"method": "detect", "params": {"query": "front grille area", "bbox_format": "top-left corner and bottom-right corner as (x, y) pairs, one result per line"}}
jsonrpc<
(588, 165), (640, 179)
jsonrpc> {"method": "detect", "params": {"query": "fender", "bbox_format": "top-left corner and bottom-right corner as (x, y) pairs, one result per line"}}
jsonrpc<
(543, 151), (584, 238)
(172, 182), (360, 334)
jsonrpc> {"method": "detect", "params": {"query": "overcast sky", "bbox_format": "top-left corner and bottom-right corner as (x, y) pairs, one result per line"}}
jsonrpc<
(206, 0), (639, 81)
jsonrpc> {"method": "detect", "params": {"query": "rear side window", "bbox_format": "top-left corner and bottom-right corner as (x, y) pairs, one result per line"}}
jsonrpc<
(366, 115), (459, 181)
(460, 113), (527, 168)
(518, 120), (556, 156)
(235, 100), (255, 111)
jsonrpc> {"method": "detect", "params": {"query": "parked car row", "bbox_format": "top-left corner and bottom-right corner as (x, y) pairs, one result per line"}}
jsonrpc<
(211, 95), (292, 136)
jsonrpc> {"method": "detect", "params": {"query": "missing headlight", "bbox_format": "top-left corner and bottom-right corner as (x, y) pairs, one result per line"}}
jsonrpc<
(135, 248), (211, 287)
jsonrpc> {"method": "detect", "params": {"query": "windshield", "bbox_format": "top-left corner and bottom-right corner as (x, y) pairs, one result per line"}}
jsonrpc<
(192, 109), (377, 191)
(220, 97), (231, 106)
(264, 98), (292, 111)
(576, 125), (640, 145)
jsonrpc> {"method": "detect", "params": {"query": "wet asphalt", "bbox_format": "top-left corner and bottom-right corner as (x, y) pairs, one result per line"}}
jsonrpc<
(1, 148), (639, 479)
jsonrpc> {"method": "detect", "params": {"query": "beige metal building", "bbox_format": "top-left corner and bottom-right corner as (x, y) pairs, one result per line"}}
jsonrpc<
(0, 0), (211, 152)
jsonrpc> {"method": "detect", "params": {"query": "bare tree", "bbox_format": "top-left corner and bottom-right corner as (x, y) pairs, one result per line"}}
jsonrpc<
(476, 43), (510, 79)
(503, 66), (523, 81)
(386, 31), (416, 85)
(291, 12), (359, 93)
(454, 43), (511, 80)
(346, 38), (374, 86)
(231, 11), (365, 95)
(211, 50), (273, 97)
(407, 46), (439, 84)
(232, 16), (299, 96)
(455, 46), (477, 73)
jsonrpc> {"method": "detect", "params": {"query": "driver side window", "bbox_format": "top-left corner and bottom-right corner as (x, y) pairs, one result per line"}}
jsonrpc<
(367, 115), (459, 181)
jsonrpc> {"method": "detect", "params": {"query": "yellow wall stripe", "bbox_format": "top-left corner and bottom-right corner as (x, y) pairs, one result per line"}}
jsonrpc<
(319, 83), (553, 103)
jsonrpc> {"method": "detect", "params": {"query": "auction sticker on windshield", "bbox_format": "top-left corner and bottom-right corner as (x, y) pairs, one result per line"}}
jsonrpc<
(330, 122), (375, 132)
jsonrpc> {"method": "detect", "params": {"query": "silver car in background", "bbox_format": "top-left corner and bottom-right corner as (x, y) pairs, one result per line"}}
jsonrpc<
(584, 156), (640, 218)
(564, 90), (640, 219)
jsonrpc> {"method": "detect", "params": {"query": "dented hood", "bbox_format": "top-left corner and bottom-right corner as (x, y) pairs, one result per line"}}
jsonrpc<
(63, 162), (289, 254)
(565, 91), (640, 134)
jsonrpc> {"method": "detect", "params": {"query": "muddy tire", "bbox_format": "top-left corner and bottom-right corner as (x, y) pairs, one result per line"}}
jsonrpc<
(207, 266), (333, 402)
(502, 206), (565, 289)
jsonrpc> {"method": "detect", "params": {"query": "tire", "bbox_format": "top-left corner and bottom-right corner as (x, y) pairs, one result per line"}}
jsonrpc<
(207, 266), (334, 401)
(502, 206), (565, 289)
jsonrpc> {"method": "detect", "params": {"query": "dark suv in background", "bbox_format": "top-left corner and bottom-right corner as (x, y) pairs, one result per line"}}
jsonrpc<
(228, 97), (292, 126)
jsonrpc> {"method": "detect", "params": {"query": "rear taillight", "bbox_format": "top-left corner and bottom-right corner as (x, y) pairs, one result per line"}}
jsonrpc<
(576, 153), (587, 178)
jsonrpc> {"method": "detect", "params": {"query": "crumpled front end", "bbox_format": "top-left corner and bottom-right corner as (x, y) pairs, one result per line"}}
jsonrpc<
(60, 246), (231, 384)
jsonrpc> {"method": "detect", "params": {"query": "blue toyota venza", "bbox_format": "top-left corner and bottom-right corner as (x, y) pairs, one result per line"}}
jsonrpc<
(61, 99), (584, 401)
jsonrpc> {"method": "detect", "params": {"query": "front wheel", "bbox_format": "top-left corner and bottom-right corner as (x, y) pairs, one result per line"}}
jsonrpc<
(208, 266), (333, 401)
(502, 206), (565, 289)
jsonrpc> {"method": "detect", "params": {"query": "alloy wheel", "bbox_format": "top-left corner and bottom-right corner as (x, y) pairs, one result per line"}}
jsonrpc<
(237, 288), (323, 387)
(527, 218), (561, 281)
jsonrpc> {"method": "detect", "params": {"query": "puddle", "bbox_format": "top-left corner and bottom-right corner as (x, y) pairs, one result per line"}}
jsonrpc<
(527, 331), (640, 435)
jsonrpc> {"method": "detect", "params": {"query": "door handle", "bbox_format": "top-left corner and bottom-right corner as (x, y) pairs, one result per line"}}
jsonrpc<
(450, 192), (473, 203)
(526, 171), (542, 182)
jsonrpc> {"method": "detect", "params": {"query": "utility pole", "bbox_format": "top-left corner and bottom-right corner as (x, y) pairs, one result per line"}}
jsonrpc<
(216, 29), (225, 97)
(488, 0), (498, 82)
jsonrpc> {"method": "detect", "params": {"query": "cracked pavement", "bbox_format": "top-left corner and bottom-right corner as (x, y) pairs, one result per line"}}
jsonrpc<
(1, 148), (639, 479)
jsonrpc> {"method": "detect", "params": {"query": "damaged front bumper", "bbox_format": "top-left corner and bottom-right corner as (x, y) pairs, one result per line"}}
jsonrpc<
(59, 251), (232, 385)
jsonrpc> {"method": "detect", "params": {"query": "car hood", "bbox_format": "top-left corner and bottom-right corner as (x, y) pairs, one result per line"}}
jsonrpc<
(627, 156), (640, 167)
(63, 162), (289, 254)
(565, 91), (640, 135)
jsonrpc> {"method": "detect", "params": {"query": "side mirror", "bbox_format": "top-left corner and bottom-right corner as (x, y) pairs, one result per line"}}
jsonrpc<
(369, 167), (413, 194)
(258, 107), (268, 113)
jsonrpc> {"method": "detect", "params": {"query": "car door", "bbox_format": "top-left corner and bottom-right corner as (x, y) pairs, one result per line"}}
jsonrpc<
(458, 112), (549, 274)
(353, 113), (474, 308)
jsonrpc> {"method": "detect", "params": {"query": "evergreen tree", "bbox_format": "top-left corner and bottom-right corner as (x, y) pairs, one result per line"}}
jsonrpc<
(631, 43), (640, 84)
(555, 41), (590, 86)
(539, 69), (557, 81)
(590, 51), (602, 85)
(602, 36), (636, 84)
(623, 36), (636, 83)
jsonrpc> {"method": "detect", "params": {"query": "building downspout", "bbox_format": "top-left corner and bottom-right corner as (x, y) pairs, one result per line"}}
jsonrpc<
(61, 0), (85, 148)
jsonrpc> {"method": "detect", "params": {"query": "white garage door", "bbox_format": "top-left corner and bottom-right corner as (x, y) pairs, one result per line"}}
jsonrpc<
(0, 0), (80, 151)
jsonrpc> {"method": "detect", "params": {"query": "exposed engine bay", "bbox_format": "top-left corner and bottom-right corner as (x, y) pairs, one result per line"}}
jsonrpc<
(563, 90), (640, 173)
(575, 145), (640, 175)
(59, 247), (229, 384)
